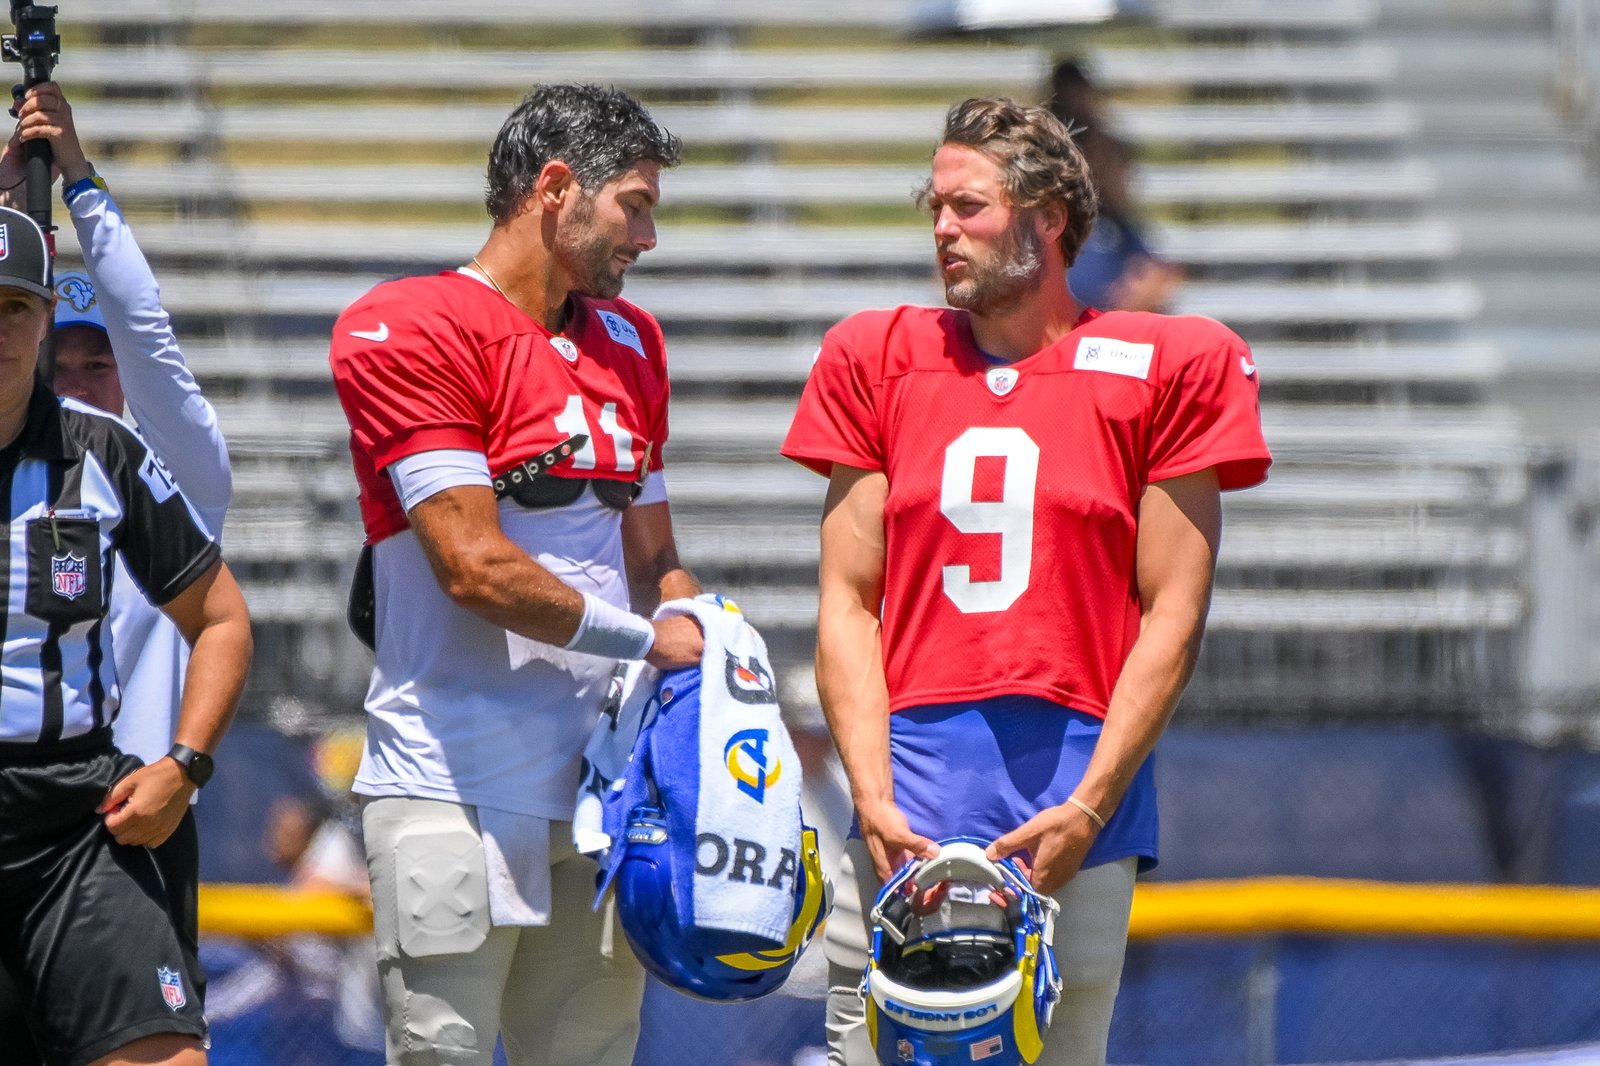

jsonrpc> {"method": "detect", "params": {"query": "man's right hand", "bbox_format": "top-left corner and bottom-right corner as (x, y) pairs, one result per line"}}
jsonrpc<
(857, 800), (939, 885)
(645, 614), (703, 669)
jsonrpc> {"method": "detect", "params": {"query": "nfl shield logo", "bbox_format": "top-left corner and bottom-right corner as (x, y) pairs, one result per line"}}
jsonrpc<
(985, 366), (1019, 396)
(51, 553), (87, 600)
(52, 553), (87, 600)
(0, 223), (8, 260)
(157, 967), (186, 1011)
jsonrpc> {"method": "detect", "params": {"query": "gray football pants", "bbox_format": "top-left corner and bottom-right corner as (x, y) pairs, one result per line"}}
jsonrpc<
(363, 796), (644, 1066)
(823, 837), (1137, 1066)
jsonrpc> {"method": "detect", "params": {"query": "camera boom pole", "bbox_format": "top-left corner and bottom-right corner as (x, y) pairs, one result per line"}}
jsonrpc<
(4, 2), (60, 380)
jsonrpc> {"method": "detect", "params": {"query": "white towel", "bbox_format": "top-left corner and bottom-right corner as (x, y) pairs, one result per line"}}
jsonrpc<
(573, 659), (660, 858)
(477, 808), (551, 926)
(655, 595), (803, 945)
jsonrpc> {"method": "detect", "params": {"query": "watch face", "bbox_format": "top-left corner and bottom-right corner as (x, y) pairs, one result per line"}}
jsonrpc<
(187, 752), (215, 788)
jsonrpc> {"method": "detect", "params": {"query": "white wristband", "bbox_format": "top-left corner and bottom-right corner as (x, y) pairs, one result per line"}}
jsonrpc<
(563, 593), (656, 660)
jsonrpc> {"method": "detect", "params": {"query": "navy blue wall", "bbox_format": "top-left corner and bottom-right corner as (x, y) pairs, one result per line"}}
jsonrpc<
(196, 725), (1600, 1065)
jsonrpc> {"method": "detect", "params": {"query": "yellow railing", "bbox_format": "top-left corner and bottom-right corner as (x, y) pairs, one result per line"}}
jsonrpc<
(1129, 879), (1600, 942)
(199, 879), (1600, 942)
(202, 884), (372, 938)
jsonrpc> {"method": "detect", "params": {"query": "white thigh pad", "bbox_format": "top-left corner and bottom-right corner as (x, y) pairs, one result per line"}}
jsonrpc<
(394, 822), (491, 958)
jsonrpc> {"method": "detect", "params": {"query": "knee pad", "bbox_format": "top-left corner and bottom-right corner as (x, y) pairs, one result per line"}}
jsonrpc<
(398, 990), (484, 1065)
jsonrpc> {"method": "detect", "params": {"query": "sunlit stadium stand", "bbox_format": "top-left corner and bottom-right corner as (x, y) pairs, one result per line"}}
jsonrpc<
(47, 0), (1569, 731)
(39, 3), (1600, 1065)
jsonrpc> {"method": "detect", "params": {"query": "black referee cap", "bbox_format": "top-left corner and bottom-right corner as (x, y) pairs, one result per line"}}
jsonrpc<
(0, 207), (52, 301)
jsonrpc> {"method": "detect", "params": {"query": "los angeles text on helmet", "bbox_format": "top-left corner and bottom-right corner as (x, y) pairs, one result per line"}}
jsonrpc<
(882, 999), (1002, 1024)
(694, 832), (799, 891)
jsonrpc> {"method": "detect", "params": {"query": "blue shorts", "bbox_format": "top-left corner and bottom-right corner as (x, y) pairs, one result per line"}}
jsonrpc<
(858, 694), (1159, 873)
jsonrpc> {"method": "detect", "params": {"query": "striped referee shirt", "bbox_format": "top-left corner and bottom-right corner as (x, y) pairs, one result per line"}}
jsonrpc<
(0, 381), (220, 746)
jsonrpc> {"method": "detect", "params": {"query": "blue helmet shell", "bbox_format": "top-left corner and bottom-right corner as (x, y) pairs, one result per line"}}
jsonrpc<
(614, 802), (831, 1002)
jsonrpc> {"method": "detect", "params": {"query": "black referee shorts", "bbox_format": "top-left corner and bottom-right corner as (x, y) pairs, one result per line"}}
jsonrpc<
(0, 731), (207, 1066)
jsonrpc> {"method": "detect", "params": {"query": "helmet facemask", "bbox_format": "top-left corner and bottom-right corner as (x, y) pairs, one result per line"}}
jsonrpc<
(863, 840), (1062, 1066)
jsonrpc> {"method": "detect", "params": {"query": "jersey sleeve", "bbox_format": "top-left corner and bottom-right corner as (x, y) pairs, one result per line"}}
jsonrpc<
(1147, 326), (1272, 491)
(781, 321), (883, 477)
(642, 310), (670, 474)
(109, 423), (223, 606)
(329, 285), (492, 473)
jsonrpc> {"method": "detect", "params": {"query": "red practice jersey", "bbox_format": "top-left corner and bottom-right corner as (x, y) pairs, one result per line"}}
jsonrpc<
(782, 305), (1271, 717)
(330, 271), (671, 544)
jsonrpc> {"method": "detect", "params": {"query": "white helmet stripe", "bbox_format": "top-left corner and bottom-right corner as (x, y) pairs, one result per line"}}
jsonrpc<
(869, 969), (1024, 1033)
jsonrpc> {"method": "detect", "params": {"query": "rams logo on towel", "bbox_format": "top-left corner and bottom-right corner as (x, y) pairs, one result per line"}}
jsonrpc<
(724, 652), (776, 705)
(724, 728), (782, 803)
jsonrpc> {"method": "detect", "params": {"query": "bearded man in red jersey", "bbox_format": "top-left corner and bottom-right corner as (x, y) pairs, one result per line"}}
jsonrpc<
(783, 97), (1272, 1066)
(329, 84), (704, 1066)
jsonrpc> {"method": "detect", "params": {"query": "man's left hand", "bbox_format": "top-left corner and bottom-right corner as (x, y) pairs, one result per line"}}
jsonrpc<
(97, 759), (195, 848)
(987, 802), (1100, 895)
(645, 614), (703, 669)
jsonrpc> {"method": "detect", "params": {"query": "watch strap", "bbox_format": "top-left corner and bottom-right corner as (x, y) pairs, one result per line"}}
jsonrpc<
(167, 743), (213, 787)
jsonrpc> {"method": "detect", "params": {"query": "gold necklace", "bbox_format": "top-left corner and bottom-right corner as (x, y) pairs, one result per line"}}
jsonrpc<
(469, 257), (510, 301)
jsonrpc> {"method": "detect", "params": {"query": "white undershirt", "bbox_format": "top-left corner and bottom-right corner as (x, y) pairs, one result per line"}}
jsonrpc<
(389, 449), (491, 511)
(355, 450), (668, 819)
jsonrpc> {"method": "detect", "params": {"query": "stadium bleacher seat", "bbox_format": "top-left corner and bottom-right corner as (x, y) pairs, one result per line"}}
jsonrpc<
(45, 0), (1531, 724)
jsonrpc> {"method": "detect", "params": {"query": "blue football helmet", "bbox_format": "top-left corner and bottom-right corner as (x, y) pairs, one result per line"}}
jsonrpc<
(863, 839), (1062, 1066)
(613, 802), (831, 1002)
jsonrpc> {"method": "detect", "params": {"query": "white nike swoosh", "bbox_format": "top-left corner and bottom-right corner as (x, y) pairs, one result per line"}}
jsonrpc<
(350, 324), (390, 342)
(1241, 357), (1258, 377)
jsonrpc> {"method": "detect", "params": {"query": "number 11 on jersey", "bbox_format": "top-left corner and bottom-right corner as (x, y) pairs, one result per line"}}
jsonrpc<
(555, 394), (636, 472)
(939, 426), (1039, 614)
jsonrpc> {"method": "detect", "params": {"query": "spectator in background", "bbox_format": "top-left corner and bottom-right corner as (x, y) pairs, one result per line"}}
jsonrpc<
(0, 81), (233, 1066)
(1050, 59), (1185, 312)
(278, 728), (384, 1056)
(202, 791), (383, 1066)
(270, 792), (383, 1057)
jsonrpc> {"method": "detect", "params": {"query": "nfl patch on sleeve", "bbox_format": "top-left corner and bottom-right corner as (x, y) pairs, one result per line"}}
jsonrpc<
(157, 966), (187, 1010)
(1073, 337), (1154, 381)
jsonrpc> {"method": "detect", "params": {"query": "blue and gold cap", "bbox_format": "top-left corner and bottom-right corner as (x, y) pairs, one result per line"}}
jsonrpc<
(52, 269), (105, 332)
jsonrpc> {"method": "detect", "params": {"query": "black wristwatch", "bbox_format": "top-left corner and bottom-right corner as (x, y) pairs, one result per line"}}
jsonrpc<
(166, 744), (215, 788)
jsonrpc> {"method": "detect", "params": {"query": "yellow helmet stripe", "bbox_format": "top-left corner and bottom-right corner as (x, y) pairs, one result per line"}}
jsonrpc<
(715, 827), (827, 972)
(1012, 932), (1045, 1062)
